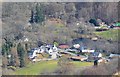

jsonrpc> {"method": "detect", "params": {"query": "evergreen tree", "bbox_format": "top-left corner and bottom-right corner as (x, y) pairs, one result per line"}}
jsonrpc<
(2, 38), (13, 67)
(9, 54), (15, 66)
(35, 3), (45, 24)
(89, 19), (99, 26)
(17, 43), (25, 67)
(19, 57), (25, 68)
(25, 43), (28, 51)
(29, 10), (35, 23)
(2, 38), (13, 56)
(2, 44), (8, 56)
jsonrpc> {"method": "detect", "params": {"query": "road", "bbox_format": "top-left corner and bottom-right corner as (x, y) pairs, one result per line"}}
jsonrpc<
(64, 50), (77, 56)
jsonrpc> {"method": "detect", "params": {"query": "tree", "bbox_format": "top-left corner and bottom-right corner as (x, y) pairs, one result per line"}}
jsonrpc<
(2, 38), (14, 67)
(37, 40), (44, 47)
(2, 44), (8, 56)
(9, 54), (15, 66)
(43, 3), (64, 18)
(65, 3), (76, 13)
(15, 32), (23, 40)
(56, 57), (75, 75)
(81, 58), (119, 75)
(53, 41), (59, 47)
(2, 56), (8, 68)
(89, 19), (99, 26)
(25, 43), (28, 51)
(81, 66), (108, 75)
(11, 46), (20, 67)
(17, 43), (25, 67)
(35, 3), (45, 24)
(24, 43), (30, 66)
(29, 9), (35, 23)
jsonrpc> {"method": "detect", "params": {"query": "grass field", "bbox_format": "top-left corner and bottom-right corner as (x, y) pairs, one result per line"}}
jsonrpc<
(94, 29), (120, 41)
(14, 60), (93, 75)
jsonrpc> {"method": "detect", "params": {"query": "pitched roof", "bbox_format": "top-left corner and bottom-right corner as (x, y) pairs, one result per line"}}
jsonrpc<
(58, 44), (69, 49)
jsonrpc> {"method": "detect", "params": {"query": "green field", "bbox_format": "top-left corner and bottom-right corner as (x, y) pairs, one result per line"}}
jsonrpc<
(94, 29), (120, 41)
(14, 60), (93, 75)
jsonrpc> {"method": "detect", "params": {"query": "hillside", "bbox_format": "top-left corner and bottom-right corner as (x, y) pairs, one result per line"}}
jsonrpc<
(2, 2), (119, 41)
(1, 2), (120, 76)
(94, 29), (120, 41)
(1, 2), (119, 53)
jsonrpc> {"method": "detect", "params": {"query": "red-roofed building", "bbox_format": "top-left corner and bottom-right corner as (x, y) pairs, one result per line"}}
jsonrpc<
(58, 44), (69, 49)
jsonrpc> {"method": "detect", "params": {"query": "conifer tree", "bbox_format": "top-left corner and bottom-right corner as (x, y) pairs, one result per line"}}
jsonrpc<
(17, 43), (25, 67)
(35, 3), (45, 24)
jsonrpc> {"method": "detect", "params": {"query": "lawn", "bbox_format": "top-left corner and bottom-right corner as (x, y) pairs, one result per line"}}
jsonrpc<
(14, 60), (93, 75)
(72, 61), (93, 67)
(94, 29), (120, 41)
(15, 60), (57, 75)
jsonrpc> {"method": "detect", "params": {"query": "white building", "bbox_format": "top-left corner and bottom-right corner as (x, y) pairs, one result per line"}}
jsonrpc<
(24, 38), (29, 42)
(82, 49), (95, 53)
(48, 48), (53, 54)
(29, 44), (60, 61)
(98, 53), (102, 57)
(29, 48), (44, 59)
(53, 44), (58, 51)
(73, 44), (80, 48)
(109, 54), (120, 58)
